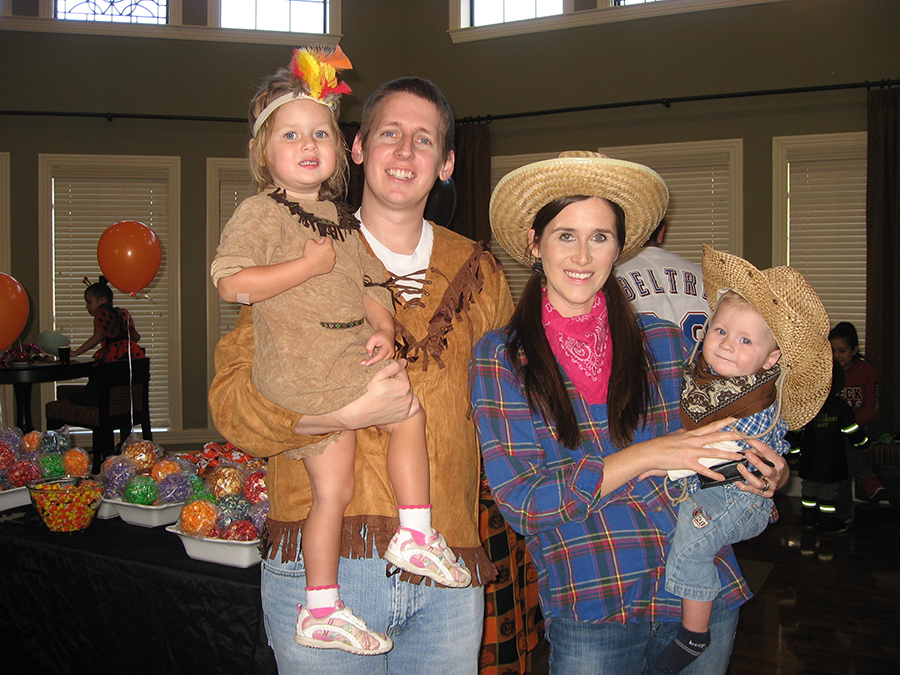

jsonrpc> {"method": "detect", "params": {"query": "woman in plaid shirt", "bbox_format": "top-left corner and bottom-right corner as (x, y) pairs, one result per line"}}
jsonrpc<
(470, 153), (787, 675)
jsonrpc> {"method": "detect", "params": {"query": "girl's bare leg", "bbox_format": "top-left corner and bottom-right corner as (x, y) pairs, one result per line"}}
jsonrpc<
(383, 405), (429, 507)
(301, 431), (357, 589)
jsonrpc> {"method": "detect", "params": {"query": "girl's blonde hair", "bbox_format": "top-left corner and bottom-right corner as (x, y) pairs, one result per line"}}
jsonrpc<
(247, 66), (350, 201)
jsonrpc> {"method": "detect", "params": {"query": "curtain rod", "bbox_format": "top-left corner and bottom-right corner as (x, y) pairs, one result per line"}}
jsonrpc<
(1, 79), (897, 126)
(457, 78), (900, 124)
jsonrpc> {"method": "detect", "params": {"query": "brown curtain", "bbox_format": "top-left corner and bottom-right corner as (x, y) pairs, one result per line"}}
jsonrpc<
(866, 88), (900, 436)
(450, 121), (492, 242)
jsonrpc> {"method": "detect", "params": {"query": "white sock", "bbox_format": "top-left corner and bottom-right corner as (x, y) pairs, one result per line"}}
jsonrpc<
(398, 504), (433, 536)
(305, 585), (340, 614)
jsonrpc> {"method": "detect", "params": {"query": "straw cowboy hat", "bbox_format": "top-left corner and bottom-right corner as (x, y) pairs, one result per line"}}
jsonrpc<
(489, 151), (669, 266)
(702, 245), (832, 430)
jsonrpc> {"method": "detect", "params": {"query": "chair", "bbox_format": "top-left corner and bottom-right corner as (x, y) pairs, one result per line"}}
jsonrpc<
(46, 358), (152, 474)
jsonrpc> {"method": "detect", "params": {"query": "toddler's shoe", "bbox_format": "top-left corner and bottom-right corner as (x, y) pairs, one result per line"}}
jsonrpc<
(384, 527), (472, 588)
(294, 601), (392, 656)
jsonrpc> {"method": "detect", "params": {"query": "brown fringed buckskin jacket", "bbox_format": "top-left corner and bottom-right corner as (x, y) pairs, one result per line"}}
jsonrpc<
(208, 224), (514, 586)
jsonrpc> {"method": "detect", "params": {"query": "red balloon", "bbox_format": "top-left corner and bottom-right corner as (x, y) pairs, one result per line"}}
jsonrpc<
(97, 221), (162, 294)
(0, 272), (30, 351)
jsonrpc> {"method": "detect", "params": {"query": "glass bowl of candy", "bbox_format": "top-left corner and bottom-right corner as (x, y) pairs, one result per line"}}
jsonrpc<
(27, 476), (104, 532)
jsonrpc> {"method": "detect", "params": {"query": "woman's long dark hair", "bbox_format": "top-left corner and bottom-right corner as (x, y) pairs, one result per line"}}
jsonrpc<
(505, 196), (656, 449)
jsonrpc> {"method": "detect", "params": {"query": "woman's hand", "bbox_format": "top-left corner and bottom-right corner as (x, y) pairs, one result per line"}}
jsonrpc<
(632, 418), (747, 482)
(733, 438), (788, 498)
(607, 418), (742, 495)
(293, 359), (418, 435)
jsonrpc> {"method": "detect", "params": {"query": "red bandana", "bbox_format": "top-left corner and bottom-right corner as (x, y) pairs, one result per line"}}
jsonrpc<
(542, 289), (613, 405)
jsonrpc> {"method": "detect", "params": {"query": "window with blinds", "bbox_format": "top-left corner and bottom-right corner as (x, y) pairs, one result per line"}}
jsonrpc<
(490, 140), (742, 302)
(600, 140), (742, 262)
(772, 132), (867, 349)
(205, 158), (256, 401)
(39, 155), (181, 432)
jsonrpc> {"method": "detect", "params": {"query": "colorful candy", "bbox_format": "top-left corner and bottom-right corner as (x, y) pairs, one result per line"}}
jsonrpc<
(28, 478), (103, 532)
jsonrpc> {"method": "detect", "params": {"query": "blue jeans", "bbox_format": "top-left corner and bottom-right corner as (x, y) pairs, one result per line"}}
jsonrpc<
(260, 553), (484, 674)
(666, 487), (770, 601)
(546, 595), (739, 675)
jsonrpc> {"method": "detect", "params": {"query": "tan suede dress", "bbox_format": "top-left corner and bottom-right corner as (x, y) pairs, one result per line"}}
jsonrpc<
(211, 191), (394, 458)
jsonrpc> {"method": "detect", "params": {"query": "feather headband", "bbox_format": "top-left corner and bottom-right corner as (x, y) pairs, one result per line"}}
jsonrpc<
(252, 45), (353, 138)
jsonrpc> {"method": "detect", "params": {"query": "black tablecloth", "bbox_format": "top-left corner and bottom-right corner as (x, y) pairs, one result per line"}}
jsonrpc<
(0, 505), (276, 674)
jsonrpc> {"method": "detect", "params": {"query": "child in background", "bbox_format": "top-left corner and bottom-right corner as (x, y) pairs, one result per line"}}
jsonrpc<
(829, 321), (886, 503)
(656, 246), (831, 674)
(789, 361), (870, 535)
(67, 276), (146, 405)
(72, 276), (145, 362)
(211, 47), (470, 657)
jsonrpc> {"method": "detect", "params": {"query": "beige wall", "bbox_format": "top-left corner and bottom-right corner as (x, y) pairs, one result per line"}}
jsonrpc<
(1, 0), (897, 434)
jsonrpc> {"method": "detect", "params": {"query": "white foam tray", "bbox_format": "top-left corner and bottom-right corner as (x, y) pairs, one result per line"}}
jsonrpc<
(96, 500), (119, 519)
(0, 486), (30, 511)
(166, 524), (262, 568)
(103, 497), (184, 528)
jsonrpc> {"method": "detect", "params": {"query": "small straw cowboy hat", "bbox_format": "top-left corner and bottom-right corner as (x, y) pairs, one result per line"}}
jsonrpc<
(702, 245), (832, 430)
(489, 151), (669, 266)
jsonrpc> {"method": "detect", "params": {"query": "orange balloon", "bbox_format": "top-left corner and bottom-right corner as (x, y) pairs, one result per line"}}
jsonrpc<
(0, 272), (30, 351)
(97, 221), (162, 294)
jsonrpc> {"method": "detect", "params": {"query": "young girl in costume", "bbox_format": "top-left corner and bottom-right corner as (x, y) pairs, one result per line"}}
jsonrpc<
(68, 276), (146, 406)
(211, 47), (471, 657)
(72, 276), (145, 362)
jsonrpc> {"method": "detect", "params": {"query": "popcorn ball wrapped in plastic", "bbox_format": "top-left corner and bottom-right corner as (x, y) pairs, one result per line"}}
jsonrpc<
(124, 474), (158, 506)
(242, 469), (268, 504)
(150, 457), (183, 482)
(6, 458), (42, 487)
(23, 430), (41, 452)
(122, 439), (161, 473)
(38, 452), (66, 478)
(40, 428), (71, 454)
(180, 498), (220, 537)
(187, 473), (206, 496)
(0, 441), (16, 473)
(63, 447), (91, 476)
(207, 464), (245, 500)
(250, 501), (269, 536)
(245, 457), (267, 471)
(157, 472), (192, 504)
(217, 493), (251, 529)
(222, 519), (258, 541)
(101, 456), (138, 497)
(0, 428), (24, 457)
